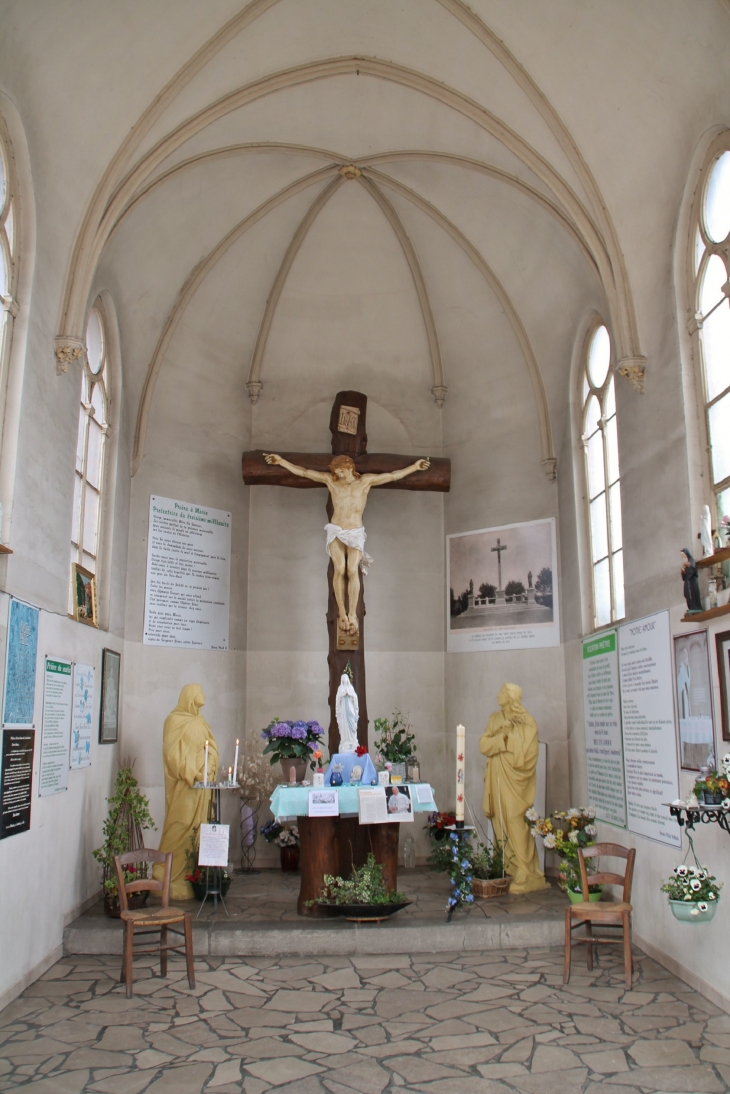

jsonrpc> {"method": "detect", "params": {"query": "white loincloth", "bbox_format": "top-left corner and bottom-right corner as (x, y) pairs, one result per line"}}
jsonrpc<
(325, 524), (373, 573)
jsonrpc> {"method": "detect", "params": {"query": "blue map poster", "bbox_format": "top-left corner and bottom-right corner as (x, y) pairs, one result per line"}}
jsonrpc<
(3, 599), (40, 727)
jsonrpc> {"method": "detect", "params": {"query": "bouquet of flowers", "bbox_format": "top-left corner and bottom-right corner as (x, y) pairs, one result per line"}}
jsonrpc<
(238, 743), (278, 799)
(526, 806), (599, 893)
(661, 863), (722, 909)
(373, 710), (416, 765)
(424, 811), (457, 872)
(260, 819), (299, 847)
(261, 719), (325, 770)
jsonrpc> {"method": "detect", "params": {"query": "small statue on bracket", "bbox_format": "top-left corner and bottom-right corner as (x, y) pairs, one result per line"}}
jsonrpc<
(680, 548), (703, 614)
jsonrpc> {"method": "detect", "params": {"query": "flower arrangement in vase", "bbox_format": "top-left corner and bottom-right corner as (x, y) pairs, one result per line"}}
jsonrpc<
(694, 754), (730, 805)
(260, 718), (326, 781)
(527, 806), (600, 898)
(261, 820), (300, 871)
(374, 710), (416, 780)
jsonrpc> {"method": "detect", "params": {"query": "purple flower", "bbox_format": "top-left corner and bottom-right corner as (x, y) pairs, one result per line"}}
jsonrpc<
(290, 725), (307, 740)
(271, 722), (293, 737)
(292, 720), (308, 732)
(307, 741), (319, 750)
(307, 721), (324, 735)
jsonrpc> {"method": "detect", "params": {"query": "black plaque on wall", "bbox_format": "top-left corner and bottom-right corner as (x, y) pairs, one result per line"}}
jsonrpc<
(0, 729), (34, 839)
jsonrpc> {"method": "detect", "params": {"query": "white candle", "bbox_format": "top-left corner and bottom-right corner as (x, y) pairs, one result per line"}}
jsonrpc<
(228, 766), (233, 787)
(233, 738), (239, 783)
(456, 724), (466, 823)
(204, 740), (209, 787)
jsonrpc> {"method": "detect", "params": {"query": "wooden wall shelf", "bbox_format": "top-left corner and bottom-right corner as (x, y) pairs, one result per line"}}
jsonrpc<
(682, 602), (730, 623)
(697, 547), (730, 568)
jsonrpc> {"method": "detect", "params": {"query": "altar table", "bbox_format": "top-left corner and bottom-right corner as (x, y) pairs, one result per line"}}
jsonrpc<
(270, 783), (437, 917)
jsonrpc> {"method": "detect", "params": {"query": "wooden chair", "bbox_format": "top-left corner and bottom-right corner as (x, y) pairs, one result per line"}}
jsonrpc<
(113, 849), (195, 998)
(563, 842), (636, 990)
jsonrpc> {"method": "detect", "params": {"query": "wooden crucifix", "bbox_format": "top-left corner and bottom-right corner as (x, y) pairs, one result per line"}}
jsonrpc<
(242, 391), (451, 754)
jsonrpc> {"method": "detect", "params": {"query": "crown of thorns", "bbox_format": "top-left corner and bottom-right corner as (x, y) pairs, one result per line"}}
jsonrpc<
(329, 455), (360, 476)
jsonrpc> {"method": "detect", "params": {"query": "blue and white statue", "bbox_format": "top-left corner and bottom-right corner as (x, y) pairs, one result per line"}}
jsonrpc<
(335, 673), (359, 753)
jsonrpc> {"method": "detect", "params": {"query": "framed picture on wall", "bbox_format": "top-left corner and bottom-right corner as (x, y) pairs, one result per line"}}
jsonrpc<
(72, 563), (97, 627)
(716, 630), (730, 743)
(99, 649), (121, 744)
(673, 630), (715, 770)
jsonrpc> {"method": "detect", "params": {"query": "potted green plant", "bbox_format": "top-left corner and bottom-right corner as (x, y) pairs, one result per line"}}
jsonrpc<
(661, 862), (722, 923)
(374, 710), (416, 780)
(92, 765), (156, 918)
(693, 771), (729, 806)
(260, 719), (326, 782)
(526, 806), (602, 902)
(471, 838), (512, 898)
(424, 811), (457, 872)
(185, 826), (231, 901)
(312, 853), (410, 921)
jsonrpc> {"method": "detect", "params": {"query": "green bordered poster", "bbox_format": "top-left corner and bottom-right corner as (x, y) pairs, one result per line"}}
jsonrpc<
(582, 630), (627, 827)
(39, 657), (73, 796)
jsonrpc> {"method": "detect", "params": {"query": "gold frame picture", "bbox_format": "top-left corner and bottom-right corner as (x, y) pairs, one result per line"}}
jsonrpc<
(73, 563), (98, 627)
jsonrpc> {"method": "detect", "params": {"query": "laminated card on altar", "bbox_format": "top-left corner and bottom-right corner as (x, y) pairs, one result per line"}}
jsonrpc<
(358, 786), (414, 823)
(308, 789), (339, 817)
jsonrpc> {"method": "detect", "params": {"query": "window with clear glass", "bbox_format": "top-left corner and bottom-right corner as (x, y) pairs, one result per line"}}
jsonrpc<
(582, 323), (625, 628)
(70, 305), (109, 598)
(693, 145), (730, 531)
(0, 116), (19, 436)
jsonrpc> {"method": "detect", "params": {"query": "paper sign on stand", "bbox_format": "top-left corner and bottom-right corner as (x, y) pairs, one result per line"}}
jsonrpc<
(415, 784), (434, 805)
(309, 789), (339, 817)
(198, 823), (230, 867)
(358, 787), (388, 824)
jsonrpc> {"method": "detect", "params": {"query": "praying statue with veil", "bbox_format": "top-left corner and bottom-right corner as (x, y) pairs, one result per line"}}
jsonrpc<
(335, 672), (359, 753)
(480, 683), (548, 894)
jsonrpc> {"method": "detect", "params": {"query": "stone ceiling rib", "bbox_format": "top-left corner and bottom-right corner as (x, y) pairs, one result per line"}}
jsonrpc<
(365, 167), (555, 475)
(59, 56), (614, 358)
(131, 165), (339, 475)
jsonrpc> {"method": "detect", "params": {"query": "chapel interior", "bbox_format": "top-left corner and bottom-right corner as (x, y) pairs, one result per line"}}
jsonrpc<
(2, 2), (730, 1091)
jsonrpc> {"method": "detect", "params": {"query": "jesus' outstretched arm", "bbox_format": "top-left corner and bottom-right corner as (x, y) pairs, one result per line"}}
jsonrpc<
(263, 453), (331, 484)
(363, 458), (430, 487)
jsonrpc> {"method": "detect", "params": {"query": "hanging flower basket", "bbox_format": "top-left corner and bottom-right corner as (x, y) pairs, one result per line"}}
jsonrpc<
(660, 836), (722, 925)
(669, 898), (719, 924)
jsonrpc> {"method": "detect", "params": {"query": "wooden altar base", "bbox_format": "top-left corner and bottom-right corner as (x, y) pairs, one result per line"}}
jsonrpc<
(297, 815), (399, 917)
(64, 870), (568, 958)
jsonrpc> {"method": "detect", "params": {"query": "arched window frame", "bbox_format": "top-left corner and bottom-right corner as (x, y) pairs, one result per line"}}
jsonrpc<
(0, 113), (20, 459)
(70, 298), (112, 621)
(688, 132), (730, 534)
(581, 319), (625, 630)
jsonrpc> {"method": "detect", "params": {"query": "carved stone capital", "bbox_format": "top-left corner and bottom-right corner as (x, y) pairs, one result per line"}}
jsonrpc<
(246, 380), (263, 404)
(55, 338), (85, 375)
(339, 164), (362, 180)
(431, 385), (448, 408)
(540, 457), (557, 481)
(617, 355), (646, 394)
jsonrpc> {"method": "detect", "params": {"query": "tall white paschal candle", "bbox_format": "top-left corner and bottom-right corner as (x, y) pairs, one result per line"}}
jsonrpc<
(456, 725), (466, 824)
(204, 740), (209, 787)
(233, 739), (239, 782)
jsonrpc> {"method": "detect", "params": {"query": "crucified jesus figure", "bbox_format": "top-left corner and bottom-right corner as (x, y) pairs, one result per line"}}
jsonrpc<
(263, 452), (430, 636)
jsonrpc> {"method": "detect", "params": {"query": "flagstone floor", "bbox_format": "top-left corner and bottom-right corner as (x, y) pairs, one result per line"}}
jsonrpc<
(2, 945), (729, 1094)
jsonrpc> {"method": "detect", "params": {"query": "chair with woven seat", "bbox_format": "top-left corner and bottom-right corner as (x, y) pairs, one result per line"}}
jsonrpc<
(563, 842), (636, 990)
(113, 849), (195, 998)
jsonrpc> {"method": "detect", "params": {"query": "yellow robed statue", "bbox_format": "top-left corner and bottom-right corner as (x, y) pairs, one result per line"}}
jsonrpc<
(154, 684), (219, 900)
(480, 683), (548, 895)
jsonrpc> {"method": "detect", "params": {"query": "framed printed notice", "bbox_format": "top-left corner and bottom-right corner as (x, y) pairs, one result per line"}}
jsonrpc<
(716, 630), (730, 743)
(99, 649), (120, 744)
(674, 630), (715, 770)
(447, 518), (559, 652)
(3, 599), (39, 728)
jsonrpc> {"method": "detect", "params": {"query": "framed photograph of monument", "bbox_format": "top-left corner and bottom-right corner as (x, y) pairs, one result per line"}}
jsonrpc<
(72, 563), (97, 628)
(99, 648), (120, 744)
(447, 518), (559, 652)
(673, 630), (715, 770)
(715, 630), (730, 743)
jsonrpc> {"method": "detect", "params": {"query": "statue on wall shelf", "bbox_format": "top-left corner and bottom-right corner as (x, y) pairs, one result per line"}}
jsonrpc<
(480, 683), (548, 895)
(153, 683), (219, 900)
(263, 451), (429, 637)
(335, 672), (360, 753)
(700, 505), (714, 559)
(680, 548), (703, 614)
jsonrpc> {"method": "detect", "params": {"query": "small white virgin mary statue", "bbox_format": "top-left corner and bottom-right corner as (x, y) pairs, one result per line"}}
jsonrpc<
(335, 673), (359, 753)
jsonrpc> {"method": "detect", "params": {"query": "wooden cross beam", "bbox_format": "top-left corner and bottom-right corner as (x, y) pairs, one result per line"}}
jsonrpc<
(242, 391), (451, 754)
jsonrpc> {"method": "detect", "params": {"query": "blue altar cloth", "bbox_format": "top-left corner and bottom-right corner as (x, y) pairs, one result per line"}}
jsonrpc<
(270, 783), (436, 820)
(324, 752), (378, 786)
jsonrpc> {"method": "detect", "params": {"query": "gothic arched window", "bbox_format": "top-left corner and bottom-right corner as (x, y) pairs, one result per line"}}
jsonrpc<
(70, 303), (110, 609)
(582, 323), (624, 628)
(692, 141), (730, 530)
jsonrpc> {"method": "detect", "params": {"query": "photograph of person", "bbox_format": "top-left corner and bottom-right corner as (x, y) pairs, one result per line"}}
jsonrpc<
(385, 784), (413, 821)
